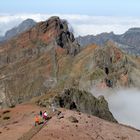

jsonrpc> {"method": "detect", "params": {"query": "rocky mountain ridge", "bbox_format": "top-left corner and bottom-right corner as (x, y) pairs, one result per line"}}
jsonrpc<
(1, 18), (140, 55)
(51, 88), (117, 122)
(77, 28), (140, 55)
(0, 16), (139, 120)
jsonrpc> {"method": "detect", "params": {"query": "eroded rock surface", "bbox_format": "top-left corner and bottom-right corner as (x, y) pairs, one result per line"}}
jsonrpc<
(52, 88), (117, 123)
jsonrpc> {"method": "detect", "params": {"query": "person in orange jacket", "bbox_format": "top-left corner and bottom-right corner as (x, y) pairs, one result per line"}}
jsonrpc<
(34, 115), (39, 126)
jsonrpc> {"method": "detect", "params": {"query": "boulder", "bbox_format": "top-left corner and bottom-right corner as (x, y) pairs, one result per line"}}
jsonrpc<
(68, 116), (78, 123)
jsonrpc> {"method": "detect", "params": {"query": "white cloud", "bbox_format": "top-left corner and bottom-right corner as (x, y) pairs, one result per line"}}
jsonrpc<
(91, 88), (140, 129)
(1, 14), (140, 36)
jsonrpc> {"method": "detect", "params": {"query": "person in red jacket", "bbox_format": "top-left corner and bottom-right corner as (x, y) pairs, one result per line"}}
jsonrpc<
(43, 111), (48, 120)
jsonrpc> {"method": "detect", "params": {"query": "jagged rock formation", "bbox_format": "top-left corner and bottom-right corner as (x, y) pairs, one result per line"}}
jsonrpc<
(92, 41), (130, 87)
(0, 19), (36, 43)
(51, 88), (117, 123)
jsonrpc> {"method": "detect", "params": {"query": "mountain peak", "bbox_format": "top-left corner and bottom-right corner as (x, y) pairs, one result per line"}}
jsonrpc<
(1, 18), (36, 42)
(17, 18), (36, 30)
(0, 16), (80, 62)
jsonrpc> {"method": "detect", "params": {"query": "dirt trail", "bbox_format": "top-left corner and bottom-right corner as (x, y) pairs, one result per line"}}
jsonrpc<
(18, 124), (44, 140)
(18, 109), (57, 140)
(0, 104), (48, 140)
(32, 109), (140, 140)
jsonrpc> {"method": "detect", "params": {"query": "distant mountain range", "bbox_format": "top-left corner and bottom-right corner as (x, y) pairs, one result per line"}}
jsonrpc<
(0, 18), (36, 43)
(1, 18), (140, 55)
(77, 28), (140, 55)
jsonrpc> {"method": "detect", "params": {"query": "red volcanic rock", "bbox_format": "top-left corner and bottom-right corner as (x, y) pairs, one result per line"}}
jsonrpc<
(0, 16), (80, 108)
(0, 16), (80, 66)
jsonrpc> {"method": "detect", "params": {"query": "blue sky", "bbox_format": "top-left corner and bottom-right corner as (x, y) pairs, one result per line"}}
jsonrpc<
(0, 0), (140, 16)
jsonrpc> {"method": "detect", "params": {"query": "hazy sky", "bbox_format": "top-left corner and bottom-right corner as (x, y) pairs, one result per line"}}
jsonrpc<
(0, 0), (140, 16)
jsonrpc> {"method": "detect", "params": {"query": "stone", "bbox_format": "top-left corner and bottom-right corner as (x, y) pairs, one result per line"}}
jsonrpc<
(68, 116), (78, 123)
(57, 112), (64, 119)
(52, 88), (117, 123)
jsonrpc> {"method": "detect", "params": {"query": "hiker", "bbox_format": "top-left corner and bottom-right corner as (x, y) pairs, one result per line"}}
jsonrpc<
(43, 111), (48, 120)
(40, 111), (42, 117)
(34, 115), (39, 126)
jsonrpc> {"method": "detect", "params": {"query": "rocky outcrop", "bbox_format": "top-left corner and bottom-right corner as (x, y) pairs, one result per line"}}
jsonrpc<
(38, 16), (80, 55)
(52, 88), (117, 123)
(0, 16), (80, 108)
(93, 41), (130, 87)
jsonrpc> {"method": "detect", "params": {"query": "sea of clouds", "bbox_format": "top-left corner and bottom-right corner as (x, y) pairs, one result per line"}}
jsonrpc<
(91, 88), (140, 130)
(1, 14), (140, 37)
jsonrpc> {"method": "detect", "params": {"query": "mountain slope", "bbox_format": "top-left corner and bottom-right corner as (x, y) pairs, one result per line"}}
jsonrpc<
(33, 109), (140, 140)
(0, 104), (140, 140)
